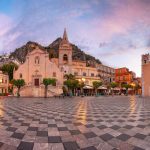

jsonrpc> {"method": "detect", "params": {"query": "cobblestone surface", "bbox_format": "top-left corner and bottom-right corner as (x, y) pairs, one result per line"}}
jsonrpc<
(0, 96), (150, 150)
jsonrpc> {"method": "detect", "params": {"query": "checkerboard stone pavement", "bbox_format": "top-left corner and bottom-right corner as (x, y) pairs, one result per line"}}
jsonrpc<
(0, 96), (150, 150)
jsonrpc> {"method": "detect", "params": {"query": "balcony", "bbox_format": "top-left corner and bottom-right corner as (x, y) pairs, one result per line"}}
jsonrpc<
(75, 75), (100, 80)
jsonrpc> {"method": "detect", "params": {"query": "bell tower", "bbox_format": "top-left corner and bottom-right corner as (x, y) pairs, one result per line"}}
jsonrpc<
(59, 28), (72, 74)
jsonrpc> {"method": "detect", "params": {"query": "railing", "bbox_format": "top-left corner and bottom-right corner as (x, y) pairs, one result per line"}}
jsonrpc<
(75, 75), (100, 80)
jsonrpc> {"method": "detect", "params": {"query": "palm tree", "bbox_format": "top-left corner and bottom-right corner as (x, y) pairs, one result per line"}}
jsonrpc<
(12, 79), (25, 97)
(93, 81), (102, 95)
(43, 78), (56, 98)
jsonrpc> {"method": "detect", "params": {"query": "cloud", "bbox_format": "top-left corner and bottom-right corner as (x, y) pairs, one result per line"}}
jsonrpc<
(0, 14), (12, 36)
(0, 13), (14, 52)
(0, 0), (150, 76)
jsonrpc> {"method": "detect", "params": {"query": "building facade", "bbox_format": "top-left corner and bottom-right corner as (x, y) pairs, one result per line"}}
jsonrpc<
(115, 67), (135, 85)
(0, 71), (9, 95)
(14, 29), (117, 97)
(97, 64), (115, 84)
(142, 53), (150, 97)
(14, 48), (63, 97)
(52, 29), (101, 87)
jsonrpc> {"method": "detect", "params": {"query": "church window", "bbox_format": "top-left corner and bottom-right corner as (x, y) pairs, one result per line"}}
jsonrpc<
(35, 56), (40, 64)
(63, 54), (68, 61)
(53, 72), (56, 77)
(20, 73), (22, 78)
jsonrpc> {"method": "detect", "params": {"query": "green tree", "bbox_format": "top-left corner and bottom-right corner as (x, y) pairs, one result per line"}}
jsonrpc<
(64, 74), (75, 80)
(110, 82), (119, 95)
(64, 79), (79, 96)
(93, 81), (102, 95)
(12, 79), (25, 97)
(121, 83), (131, 95)
(1, 63), (18, 81)
(110, 82), (118, 89)
(43, 78), (56, 98)
(78, 81), (85, 95)
(64, 74), (80, 96)
(134, 84), (141, 95)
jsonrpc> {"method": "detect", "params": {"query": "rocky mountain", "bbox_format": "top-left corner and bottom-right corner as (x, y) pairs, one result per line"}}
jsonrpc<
(10, 38), (101, 66)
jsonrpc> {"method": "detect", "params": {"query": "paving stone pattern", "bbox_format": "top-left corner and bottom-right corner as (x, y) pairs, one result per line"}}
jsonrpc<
(0, 96), (150, 150)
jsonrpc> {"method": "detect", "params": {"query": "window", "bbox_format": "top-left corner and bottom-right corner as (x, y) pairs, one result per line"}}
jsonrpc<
(20, 73), (22, 78)
(83, 72), (86, 76)
(74, 72), (78, 76)
(35, 56), (40, 64)
(53, 72), (56, 77)
(144, 60), (147, 64)
(110, 78), (112, 82)
(91, 73), (94, 77)
(63, 54), (68, 61)
(5, 80), (7, 83)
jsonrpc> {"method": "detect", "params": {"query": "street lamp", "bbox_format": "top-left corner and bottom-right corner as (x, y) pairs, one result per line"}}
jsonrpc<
(82, 78), (85, 82)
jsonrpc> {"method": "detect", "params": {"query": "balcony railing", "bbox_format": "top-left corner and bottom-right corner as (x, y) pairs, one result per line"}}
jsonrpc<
(75, 75), (100, 80)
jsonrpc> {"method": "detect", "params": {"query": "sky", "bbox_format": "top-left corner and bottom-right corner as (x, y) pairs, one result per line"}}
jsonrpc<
(0, 0), (150, 77)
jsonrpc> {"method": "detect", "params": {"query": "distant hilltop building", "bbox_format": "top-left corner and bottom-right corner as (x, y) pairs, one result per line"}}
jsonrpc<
(142, 53), (150, 97)
(0, 54), (20, 67)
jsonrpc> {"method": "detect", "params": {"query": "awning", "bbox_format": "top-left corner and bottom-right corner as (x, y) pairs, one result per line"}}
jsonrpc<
(113, 87), (120, 91)
(98, 86), (107, 90)
(83, 85), (93, 89)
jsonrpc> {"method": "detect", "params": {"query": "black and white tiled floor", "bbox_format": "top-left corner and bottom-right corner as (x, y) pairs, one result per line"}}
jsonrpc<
(0, 96), (150, 150)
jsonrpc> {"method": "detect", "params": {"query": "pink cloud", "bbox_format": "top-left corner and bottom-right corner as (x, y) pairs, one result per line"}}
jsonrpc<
(90, 0), (150, 40)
